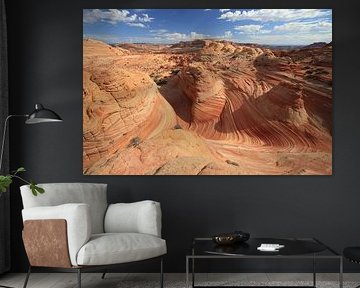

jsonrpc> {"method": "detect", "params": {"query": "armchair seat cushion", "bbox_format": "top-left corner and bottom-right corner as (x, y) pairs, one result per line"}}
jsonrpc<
(76, 233), (166, 266)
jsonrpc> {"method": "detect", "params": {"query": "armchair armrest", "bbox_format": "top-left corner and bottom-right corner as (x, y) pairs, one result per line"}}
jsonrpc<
(104, 200), (162, 237)
(22, 203), (92, 266)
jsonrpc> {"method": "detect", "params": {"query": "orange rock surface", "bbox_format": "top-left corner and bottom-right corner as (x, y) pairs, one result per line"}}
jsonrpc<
(83, 38), (332, 175)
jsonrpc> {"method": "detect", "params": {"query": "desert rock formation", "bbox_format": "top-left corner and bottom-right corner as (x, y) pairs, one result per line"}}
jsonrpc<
(83, 38), (332, 175)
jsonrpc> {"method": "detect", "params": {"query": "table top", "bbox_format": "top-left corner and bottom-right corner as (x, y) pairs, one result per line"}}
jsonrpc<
(191, 238), (340, 257)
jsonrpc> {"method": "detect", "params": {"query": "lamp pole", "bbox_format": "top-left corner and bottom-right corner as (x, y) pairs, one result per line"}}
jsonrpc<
(0, 115), (27, 288)
(0, 114), (28, 172)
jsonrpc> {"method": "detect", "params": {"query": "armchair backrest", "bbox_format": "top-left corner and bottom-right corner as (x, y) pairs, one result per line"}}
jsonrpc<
(20, 183), (108, 234)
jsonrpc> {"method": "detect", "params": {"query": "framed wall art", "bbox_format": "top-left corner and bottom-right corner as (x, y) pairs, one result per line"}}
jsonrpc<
(83, 9), (332, 175)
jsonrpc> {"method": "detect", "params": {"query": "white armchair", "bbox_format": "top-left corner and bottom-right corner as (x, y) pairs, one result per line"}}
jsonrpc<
(20, 183), (166, 288)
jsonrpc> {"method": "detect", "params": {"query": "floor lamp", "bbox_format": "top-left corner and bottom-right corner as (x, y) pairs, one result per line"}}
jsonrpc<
(0, 103), (62, 288)
(0, 103), (63, 172)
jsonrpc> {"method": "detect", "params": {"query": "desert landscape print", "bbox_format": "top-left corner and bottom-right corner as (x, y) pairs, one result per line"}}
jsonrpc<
(83, 9), (332, 175)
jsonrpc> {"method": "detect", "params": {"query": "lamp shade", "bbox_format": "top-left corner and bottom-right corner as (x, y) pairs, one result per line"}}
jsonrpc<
(25, 104), (63, 124)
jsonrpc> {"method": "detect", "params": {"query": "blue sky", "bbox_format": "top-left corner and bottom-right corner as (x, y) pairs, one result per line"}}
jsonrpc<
(83, 9), (332, 45)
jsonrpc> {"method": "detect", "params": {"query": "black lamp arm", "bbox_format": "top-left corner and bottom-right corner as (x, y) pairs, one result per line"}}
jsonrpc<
(0, 114), (29, 172)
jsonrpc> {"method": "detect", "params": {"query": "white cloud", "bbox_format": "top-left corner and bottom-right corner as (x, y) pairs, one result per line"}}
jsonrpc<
(138, 13), (154, 23)
(126, 23), (146, 28)
(154, 32), (186, 41)
(224, 31), (233, 38)
(231, 19), (331, 45)
(217, 9), (332, 44)
(190, 32), (207, 39)
(204, 9), (212, 11)
(164, 31), (208, 41)
(239, 32), (331, 45)
(150, 29), (236, 42)
(149, 29), (208, 42)
(234, 24), (264, 33)
(83, 9), (154, 25)
(232, 21), (331, 45)
(218, 9), (331, 22)
(150, 29), (168, 34)
(274, 20), (332, 33)
(83, 9), (133, 24)
(163, 33), (187, 40)
(219, 9), (230, 13)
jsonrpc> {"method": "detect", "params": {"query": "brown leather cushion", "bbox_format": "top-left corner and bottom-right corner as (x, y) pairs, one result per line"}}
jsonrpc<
(23, 219), (72, 268)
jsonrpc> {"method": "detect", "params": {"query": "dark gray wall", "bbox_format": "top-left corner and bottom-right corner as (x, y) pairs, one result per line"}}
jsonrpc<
(5, 0), (360, 273)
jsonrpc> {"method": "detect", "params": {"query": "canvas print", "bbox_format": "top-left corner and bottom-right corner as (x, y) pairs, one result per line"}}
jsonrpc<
(83, 9), (332, 175)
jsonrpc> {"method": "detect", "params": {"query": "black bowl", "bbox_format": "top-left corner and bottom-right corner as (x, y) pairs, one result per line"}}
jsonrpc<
(212, 234), (238, 245)
(212, 231), (250, 246)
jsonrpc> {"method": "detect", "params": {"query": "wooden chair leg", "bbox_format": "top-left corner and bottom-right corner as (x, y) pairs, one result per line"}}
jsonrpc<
(22, 266), (31, 288)
(77, 268), (81, 288)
